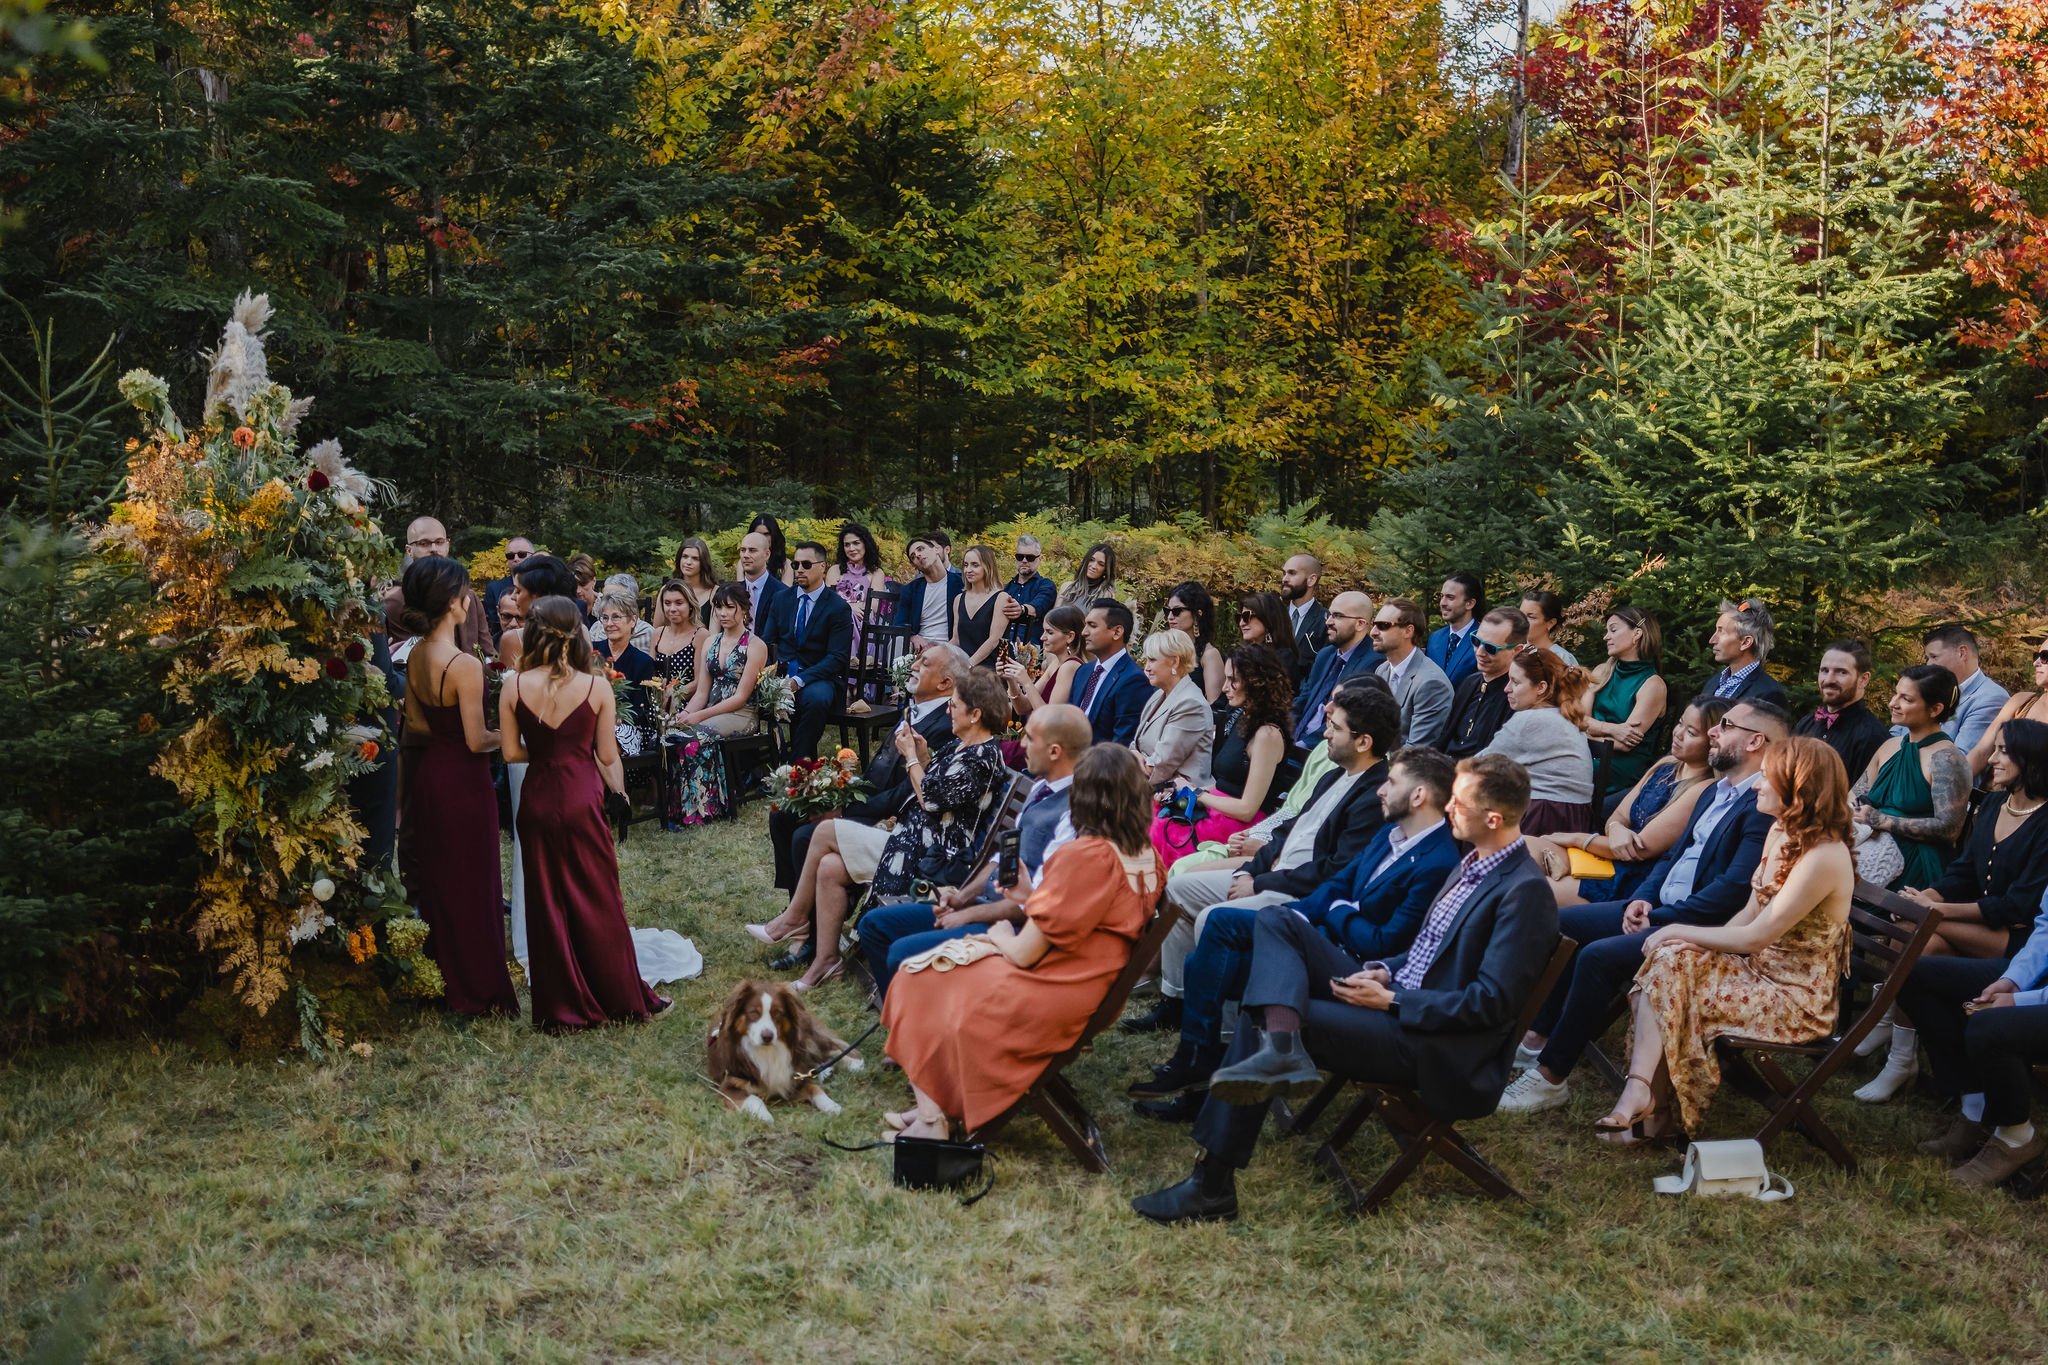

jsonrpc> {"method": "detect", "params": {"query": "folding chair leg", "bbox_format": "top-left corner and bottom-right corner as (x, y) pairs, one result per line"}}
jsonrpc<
(1585, 1042), (1626, 1091)
(1750, 1053), (1857, 1174)
(1430, 1126), (1527, 1202)
(1347, 1129), (1432, 1215)
(1027, 1073), (1111, 1174)
(1283, 1076), (1345, 1136)
(1324, 1091), (1378, 1152)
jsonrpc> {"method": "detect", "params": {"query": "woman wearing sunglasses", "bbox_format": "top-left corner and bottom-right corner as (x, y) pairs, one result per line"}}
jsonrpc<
(1967, 634), (2048, 779)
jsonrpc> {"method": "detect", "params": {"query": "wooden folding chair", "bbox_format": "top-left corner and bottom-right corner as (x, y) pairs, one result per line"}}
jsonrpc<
(1714, 880), (1942, 1175)
(833, 587), (908, 765)
(969, 893), (1183, 1173)
(1293, 936), (1579, 1215)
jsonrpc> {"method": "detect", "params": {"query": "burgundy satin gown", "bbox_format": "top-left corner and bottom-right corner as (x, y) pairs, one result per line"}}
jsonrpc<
(403, 700), (518, 1017)
(516, 685), (667, 1030)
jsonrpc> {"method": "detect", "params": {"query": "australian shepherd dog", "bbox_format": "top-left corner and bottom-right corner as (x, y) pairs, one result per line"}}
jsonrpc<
(706, 979), (864, 1122)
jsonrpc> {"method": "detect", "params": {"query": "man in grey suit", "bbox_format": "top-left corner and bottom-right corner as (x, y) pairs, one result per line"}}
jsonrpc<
(1372, 597), (1455, 748)
(1132, 754), (1559, 1224)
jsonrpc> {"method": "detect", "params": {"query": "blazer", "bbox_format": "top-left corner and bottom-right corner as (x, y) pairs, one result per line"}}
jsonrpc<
(1426, 622), (1480, 687)
(1133, 675), (1215, 790)
(1001, 573), (1058, 646)
(1291, 822), (1462, 960)
(1377, 651), (1456, 749)
(1075, 652), (1148, 746)
(1639, 781), (1773, 926)
(739, 571), (789, 636)
(846, 700), (956, 821)
(764, 586), (854, 691)
(1245, 761), (1391, 899)
(894, 570), (965, 639)
(1293, 642), (1383, 744)
(1377, 847), (1559, 1120)
(481, 575), (514, 645)
(1291, 600), (1327, 680)
(1702, 663), (1789, 710)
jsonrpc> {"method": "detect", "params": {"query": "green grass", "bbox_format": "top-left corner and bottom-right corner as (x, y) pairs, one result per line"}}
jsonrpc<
(5, 809), (2047, 1361)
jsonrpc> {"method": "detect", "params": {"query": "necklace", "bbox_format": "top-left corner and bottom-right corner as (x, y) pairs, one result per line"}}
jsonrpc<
(2004, 796), (2043, 817)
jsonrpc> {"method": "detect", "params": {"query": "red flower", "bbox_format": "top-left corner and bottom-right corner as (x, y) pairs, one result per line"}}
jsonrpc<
(232, 426), (257, 449)
(307, 469), (331, 492)
(325, 657), (348, 679)
(344, 640), (366, 662)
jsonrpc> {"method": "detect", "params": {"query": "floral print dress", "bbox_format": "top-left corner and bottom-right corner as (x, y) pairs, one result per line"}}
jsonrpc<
(664, 631), (750, 825)
(872, 737), (1008, 896)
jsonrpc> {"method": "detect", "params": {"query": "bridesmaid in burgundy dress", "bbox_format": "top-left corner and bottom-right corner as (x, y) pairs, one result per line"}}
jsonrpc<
(398, 556), (518, 1017)
(499, 596), (671, 1031)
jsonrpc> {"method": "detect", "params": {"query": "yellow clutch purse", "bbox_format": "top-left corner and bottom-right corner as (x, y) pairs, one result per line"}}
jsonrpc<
(1567, 848), (1617, 880)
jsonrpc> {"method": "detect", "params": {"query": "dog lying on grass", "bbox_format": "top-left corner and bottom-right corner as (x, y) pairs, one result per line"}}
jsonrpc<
(706, 979), (864, 1122)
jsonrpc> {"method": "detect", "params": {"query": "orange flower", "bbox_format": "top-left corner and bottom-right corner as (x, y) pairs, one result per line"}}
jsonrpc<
(835, 747), (859, 764)
(359, 740), (380, 762)
(232, 426), (257, 449)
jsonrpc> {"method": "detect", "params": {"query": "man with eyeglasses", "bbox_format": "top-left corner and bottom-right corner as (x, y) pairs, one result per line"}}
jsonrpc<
(481, 536), (535, 647)
(1372, 597), (1454, 747)
(1442, 607), (1528, 758)
(1497, 698), (1787, 1116)
(765, 541), (855, 759)
(998, 534), (1057, 647)
(1291, 590), (1381, 753)
(402, 515), (487, 654)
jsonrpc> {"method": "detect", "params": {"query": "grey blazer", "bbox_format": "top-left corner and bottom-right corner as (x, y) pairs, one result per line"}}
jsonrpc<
(1378, 652), (1456, 749)
(1134, 675), (1215, 791)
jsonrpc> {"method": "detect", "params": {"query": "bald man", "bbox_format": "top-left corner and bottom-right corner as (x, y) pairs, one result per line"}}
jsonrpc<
(403, 516), (487, 653)
(1291, 589), (1382, 750)
(1280, 554), (1326, 681)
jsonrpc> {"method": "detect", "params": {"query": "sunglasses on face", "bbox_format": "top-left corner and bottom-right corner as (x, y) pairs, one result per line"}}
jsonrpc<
(505, 550), (531, 562)
(2035, 650), (2048, 664)
(1015, 553), (1040, 562)
(1168, 604), (1191, 616)
(1473, 639), (1507, 655)
(1237, 610), (1254, 622)
(1369, 619), (1404, 632)
(791, 559), (820, 570)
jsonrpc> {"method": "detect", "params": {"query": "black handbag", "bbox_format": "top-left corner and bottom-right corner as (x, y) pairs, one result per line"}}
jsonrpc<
(826, 1133), (996, 1206)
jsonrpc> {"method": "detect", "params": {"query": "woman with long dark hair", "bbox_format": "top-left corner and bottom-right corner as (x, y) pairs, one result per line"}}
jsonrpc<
(827, 520), (889, 673)
(1165, 581), (1226, 705)
(500, 597), (671, 1030)
(1852, 662), (1970, 889)
(1056, 541), (1119, 612)
(1235, 591), (1297, 676)
(669, 537), (722, 626)
(880, 744), (1161, 1141)
(747, 513), (792, 584)
(666, 581), (768, 825)
(399, 555), (517, 1018)
(1148, 645), (1291, 871)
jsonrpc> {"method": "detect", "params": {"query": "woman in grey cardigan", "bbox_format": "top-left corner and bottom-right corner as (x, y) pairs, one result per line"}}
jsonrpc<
(1483, 646), (1597, 834)
(1132, 629), (1215, 793)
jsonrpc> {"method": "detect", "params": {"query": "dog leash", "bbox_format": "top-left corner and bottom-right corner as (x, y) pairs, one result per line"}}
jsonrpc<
(794, 1018), (881, 1085)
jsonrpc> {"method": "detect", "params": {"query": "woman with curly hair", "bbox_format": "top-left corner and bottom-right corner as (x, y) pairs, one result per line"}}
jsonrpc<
(1148, 645), (1292, 872)
(1597, 736), (1856, 1141)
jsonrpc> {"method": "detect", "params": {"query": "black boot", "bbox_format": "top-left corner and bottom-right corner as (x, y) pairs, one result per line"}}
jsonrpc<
(1133, 1089), (1208, 1123)
(1207, 1028), (1323, 1105)
(1129, 1041), (1222, 1099)
(1120, 995), (1183, 1035)
(1131, 1155), (1238, 1224)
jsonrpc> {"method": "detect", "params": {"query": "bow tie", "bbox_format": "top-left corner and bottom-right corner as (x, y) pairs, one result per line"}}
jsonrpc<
(1811, 707), (1839, 730)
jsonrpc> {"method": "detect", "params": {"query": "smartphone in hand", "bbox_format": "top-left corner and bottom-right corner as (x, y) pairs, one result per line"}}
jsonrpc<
(996, 828), (1022, 889)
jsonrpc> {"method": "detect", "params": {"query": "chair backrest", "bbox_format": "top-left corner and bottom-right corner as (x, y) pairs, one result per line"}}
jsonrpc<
(1837, 879), (1944, 1047)
(852, 587), (909, 692)
(1515, 937), (1579, 1044)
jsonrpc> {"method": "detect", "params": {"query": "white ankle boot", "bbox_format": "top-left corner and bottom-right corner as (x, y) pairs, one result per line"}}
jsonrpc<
(1854, 1008), (1895, 1058)
(1854, 1025), (1918, 1102)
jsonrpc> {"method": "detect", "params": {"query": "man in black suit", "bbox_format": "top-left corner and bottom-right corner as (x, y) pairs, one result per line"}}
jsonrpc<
(1132, 754), (1559, 1223)
(480, 535), (534, 646)
(1793, 638), (1888, 781)
(770, 644), (964, 893)
(1442, 608), (1528, 758)
(1701, 596), (1789, 708)
(764, 540), (854, 759)
(1280, 553), (1325, 682)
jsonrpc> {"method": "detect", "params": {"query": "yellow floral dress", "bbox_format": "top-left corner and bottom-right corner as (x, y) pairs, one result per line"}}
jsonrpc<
(1632, 858), (1851, 1134)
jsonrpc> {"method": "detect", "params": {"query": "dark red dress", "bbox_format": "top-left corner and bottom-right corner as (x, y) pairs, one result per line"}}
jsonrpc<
(403, 699), (518, 1017)
(515, 683), (667, 1030)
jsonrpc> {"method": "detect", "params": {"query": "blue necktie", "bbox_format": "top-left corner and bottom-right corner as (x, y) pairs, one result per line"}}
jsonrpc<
(794, 593), (811, 641)
(1077, 663), (1105, 712)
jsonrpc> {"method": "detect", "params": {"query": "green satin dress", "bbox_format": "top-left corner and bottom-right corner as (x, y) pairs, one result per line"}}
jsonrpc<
(1863, 736), (1950, 888)
(1591, 659), (1663, 798)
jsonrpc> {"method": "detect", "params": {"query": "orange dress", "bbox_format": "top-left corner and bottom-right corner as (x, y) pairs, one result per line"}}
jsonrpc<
(882, 837), (1157, 1130)
(1632, 863), (1851, 1134)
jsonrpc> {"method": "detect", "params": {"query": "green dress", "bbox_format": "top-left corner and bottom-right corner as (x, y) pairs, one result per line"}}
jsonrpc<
(1863, 736), (1950, 889)
(1592, 659), (1663, 798)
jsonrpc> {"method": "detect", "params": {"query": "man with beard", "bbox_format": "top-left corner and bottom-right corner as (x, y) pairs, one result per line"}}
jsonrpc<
(1794, 638), (1889, 780)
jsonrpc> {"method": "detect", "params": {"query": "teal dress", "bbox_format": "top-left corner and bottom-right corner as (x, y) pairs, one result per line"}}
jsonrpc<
(1591, 659), (1662, 797)
(1863, 736), (1950, 889)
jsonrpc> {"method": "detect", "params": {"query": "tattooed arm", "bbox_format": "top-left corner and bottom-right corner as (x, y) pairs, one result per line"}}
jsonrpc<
(1866, 742), (1971, 845)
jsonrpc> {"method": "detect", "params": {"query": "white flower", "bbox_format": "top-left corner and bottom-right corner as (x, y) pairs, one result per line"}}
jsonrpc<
(203, 292), (274, 421)
(311, 877), (336, 902)
(302, 750), (335, 773)
(345, 723), (380, 744)
(118, 368), (184, 437)
(310, 714), (329, 736)
(288, 902), (333, 943)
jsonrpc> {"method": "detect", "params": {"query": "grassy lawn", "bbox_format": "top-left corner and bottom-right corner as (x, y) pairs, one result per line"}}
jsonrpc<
(5, 808), (2047, 1361)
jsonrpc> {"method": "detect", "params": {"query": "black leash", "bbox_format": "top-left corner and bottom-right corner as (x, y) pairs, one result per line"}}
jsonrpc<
(794, 1018), (881, 1084)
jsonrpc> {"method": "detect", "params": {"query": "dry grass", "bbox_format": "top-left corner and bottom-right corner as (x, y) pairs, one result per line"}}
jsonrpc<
(5, 807), (2047, 1361)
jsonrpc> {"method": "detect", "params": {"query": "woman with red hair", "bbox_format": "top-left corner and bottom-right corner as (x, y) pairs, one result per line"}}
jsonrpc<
(1597, 736), (1857, 1141)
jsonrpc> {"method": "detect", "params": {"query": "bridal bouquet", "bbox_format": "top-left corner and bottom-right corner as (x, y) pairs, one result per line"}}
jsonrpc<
(768, 749), (871, 820)
(752, 666), (795, 722)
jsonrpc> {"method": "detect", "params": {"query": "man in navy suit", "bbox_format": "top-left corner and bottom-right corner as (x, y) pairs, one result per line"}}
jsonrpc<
(1496, 697), (1790, 1114)
(1130, 746), (1462, 1119)
(737, 530), (790, 638)
(1700, 596), (1789, 708)
(1071, 601), (1148, 745)
(1291, 590), (1381, 751)
(1426, 570), (1486, 686)
(893, 535), (963, 649)
(764, 540), (854, 759)
(1132, 754), (1559, 1223)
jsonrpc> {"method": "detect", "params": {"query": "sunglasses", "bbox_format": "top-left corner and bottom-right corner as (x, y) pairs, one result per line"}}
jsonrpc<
(791, 559), (820, 570)
(1237, 609), (1255, 622)
(1369, 619), (1405, 632)
(505, 550), (531, 562)
(1015, 553), (1040, 562)
(1473, 639), (1508, 656)
(1717, 719), (1762, 736)
(1168, 604), (1191, 616)
(2035, 649), (2048, 664)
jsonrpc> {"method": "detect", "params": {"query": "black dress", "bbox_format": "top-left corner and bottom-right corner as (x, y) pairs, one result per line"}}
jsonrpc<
(1211, 720), (1282, 814)
(956, 592), (999, 666)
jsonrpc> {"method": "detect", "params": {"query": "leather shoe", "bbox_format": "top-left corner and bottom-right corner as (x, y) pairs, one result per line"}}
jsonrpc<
(1920, 1116), (1991, 1161)
(1128, 1043), (1219, 1099)
(768, 942), (815, 972)
(1120, 996), (1183, 1035)
(1952, 1132), (2045, 1188)
(1207, 1030), (1324, 1106)
(1131, 1170), (1237, 1225)
(1133, 1090), (1207, 1123)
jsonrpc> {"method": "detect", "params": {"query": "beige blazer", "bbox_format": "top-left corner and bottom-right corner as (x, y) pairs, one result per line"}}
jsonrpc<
(1134, 675), (1215, 791)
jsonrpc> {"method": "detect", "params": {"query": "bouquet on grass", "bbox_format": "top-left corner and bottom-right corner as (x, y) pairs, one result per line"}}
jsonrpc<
(752, 665), (795, 723)
(768, 749), (871, 820)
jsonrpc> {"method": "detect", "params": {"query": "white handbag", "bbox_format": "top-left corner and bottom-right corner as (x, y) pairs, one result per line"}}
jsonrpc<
(1851, 822), (1904, 888)
(1652, 1139), (1794, 1201)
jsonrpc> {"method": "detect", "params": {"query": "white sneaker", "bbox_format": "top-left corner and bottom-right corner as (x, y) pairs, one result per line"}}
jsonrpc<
(1513, 1042), (1542, 1071)
(1498, 1068), (1570, 1115)
(1854, 1050), (1919, 1103)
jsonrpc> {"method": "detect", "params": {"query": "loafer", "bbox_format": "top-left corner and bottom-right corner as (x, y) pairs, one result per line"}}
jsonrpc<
(1133, 1091), (1207, 1123)
(1131, 1172), (1238, 1225)
(768, 943), (815, 972)
(1951, 1132), (2045, 1188)
(1920, 1116), (1991, 1162)
(1207, 1034), (1323, 1106)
